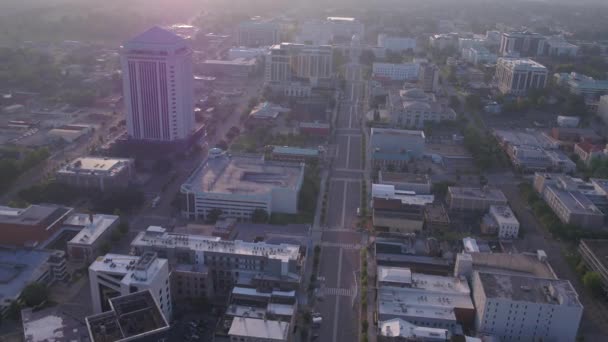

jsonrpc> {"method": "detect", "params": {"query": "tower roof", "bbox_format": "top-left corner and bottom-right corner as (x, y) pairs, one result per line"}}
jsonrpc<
(129, 26), (184, 45)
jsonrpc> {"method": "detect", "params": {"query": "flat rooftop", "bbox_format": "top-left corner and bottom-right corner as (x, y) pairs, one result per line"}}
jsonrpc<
(22, 307), (89, 342)
(378, 266), (412, 284)
(203, 58), (256, 66)
(66, 214), (119, 246)
(0, 204), (72, 227)
(425, 204), (450, 224)
(489, 205), (519, 225)
(448, 187), (507, 202)
(86, 290), (169, 342)
(58, 157), (131, 175)
(468, 252), (555, 279)
(379, 318), (449, 339)
(228, 317), (289, 340)
(476, 271), (581, 307)
(272, 146), (319, 157)
(371, 128), (426, 139)
(380, 172), (430, 185)
(183, 155), (304, 195)
(498, 58), (547, 70)
(0, 248), (57, 303)
(89, 252), (167, 287)
(132, 228), (301, 262)
(545, 185), (603, 215)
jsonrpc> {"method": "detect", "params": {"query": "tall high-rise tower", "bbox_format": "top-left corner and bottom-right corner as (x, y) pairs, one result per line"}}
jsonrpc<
(121, 27), (194, 142)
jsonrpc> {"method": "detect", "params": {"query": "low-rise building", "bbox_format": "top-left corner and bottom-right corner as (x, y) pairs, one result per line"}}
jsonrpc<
(56, 156), (134, 192)
(429, 33), (459, 50)
(88, 252), (172, 320)
(574, 141), (607, 166)
(249, 102), (290, 121)
(370, 128), (426, 170)
(579, 239), (608, 292)
(472, 271), (583, 342)
(0, 248), (68, 314)
(446, 187), (507, 212)
(65, 213), (120, 264)
(228, 47), (269, 60)
(541, 37), (579, 57)
(22, 306), (90, 342)
(378, 172), (431, 194)
(373, 62), (420, 81)
(495, 58), (548, 96)
(298, 121), (330, 136)
(554, 72), (608, 99)
(386, 88), (456, 129)
(86, 290), (170, 342)
(483, 205), (520, 239)
(462, 46), (497, 65)
(180, 155), (304, 221)
(378, 318), (450, 341)
(378, 34), (416, 52)
(270, 146), (320, 163)
(201, 58), (257, 78)
(0, 204), (73, 248)
(424, 204), (450, 232)
(228, 317), (289, 342)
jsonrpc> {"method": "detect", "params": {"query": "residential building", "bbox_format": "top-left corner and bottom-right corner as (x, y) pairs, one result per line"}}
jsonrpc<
(130, 226), (304, 297)
(180, 155), (304, 221)
(598, 95), (608, 125)
(554, 72), (608, 99)
(386, 88), (456, 128)
(88, 252), (172, 320)
(201, 58), (257, 78)
(499, 31), (546, 57)
(228, 317), (289, 342)
(378, 172), (431, 194)
(495, 58), (548, 95)
(237, 18), (281, 47)
(378, 34), (417, 52)
(265, 43), (332, 87)
(0, 204), (73, 247)
(462, 46), (497, 65)
(65, 213), (120, 264)
(372, 62), (420, 81)
(370, 128), (426, 169)
(86, 290), (170, 342)
(121, 27), (194, 142)
(446, 187), (507, 211)
(378, 318), (450, 341)
(424, 204), (450, 232)
(0, 248), (68, 314)
(376, 266), (475, 332)
(56, 156), (134, 191)
(574, 141), (607, 166)
(472, 271), (583, 342)
(484, 205), (520, 239)
(579, 239), (608, 292)
(418, 63), (440, 92)
(21, 307), (90, 342)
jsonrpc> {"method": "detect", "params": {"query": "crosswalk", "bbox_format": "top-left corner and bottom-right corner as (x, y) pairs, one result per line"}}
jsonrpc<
(321, 287), (356, 297)
(320, 242), (362, 250)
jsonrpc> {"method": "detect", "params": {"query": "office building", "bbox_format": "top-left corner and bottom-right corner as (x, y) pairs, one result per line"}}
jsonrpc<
(237, 18), (281, 47)
(228, 317), (289, 342)
(21, 307), (90, 342)
(554, 72), (608, 99)
(370, 128), (426, 169)
(130, 226), (304, 297)
(378, 318), (450, 341)
(462, 46), (497, 65)
(376, 266), (475, 332)
(482, 205), (520, 239)
(418, 63), (440, 92)
(378, 34), (417, 52)
(56, 156), (134, 191)
(372, 62), (420, 81)
(0, 204), (73, 247)
(180, 155), (304, 221)
(86, 290), (169, 342)
(579, 239), (608, 292)
(598, 95), (608, 126)
(66, 213), (120, 264)
(495, 58), (548, 95)
(387, 88), (456, 128)
(265, 43), (332, 87)
(0, 248), (68, 314)
(201, 58), (257, 78)
(298, 17), (364, 45)
(429, 33), (459, 50)
(446, 187), (507, 212)
(378, 172), (431, 194)
(458, 37), (486, 52)
(121, 26), (194, 142)
(88, 252), (172, 320)
(499, 31), (546, 57)
(540, 37), (579, 57)
(372, 184), (435, 234)
(472, 271), (583, 342)
(228, 47), (269, 60)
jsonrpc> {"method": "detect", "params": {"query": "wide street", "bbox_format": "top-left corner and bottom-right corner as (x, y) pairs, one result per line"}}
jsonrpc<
(315, 59), (367, 342)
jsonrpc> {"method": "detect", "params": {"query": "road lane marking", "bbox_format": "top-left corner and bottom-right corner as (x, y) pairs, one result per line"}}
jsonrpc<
(341, 181), (348, 227)
(332, 248), (343, 342)
(321, 287), (355, 296)
(321, 242), (362, 250)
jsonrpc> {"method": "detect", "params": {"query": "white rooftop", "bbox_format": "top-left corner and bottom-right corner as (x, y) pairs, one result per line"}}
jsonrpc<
(66, 213), (119, 246)
(498, 57), (547, 70)
(378, 266), (413, 285)
(58, 156), (131, 176)
(372, 184), (434, 206)
(379, 318), (450, 340)
(228, 317), (289, 340)
(132, 228), (300, 262)
(489, 205), (519, 226)
(463, 237), (480, 253)
(89, 253), (167, 287)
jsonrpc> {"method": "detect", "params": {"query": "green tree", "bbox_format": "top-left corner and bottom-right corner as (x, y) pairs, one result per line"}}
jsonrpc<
(251, 209), (269, 223)
(21, 283), (48, 307)
(207, 208), (223, 223)
(118, 222), (129, 234)
(583, 271), (604, 296)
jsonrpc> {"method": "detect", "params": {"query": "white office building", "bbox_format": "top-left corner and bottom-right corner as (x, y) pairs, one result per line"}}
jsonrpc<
(488, 205), (520, 239)
(88, 252), (171, 320)
(378, 34), (417, 52)
(372, 62), (420, 81)
(472, 271), (583, 342)
(121, 27), (194, 141)
(495, 58), (548, 96)
(56, 156), (134, 191)
(181, 155), (304, 221)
